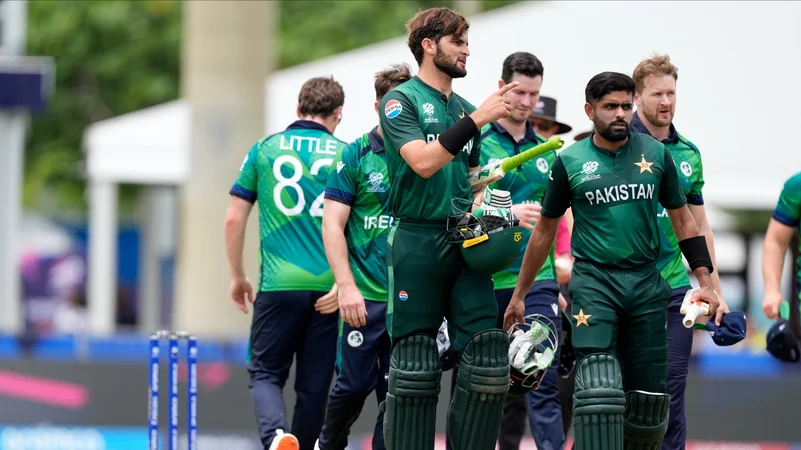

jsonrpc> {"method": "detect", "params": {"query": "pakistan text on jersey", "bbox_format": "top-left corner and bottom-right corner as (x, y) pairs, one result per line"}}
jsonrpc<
(426, 134), (473, 155)
(279, 135), (339, 155)
(364, 215), (395, 230)
(585, 183), (655, 206)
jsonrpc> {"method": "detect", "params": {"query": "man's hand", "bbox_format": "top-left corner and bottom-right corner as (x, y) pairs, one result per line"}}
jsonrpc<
(511, 202), (541, 231)
(558, 293), (568, 312)
(692, 284), (720, 318)
(763, 290), (785, 320)
(315, 284), (340, 315)
(471, 81), (518, 128)
(339, 283), (367, 328)
(503, 294), (526, 332)
(555, 254), (573, 285)
(229, 276), (254, 314)
(712, 293), (730, 327)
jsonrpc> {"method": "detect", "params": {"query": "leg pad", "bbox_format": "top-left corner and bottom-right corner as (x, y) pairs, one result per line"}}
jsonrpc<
(623, 390), (671, 450)
(572, 353), (626, 450)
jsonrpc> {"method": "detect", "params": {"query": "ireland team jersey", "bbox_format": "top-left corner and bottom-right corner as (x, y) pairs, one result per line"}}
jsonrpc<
(541, 132), (686, 269)
(480, 122), (556, 289)
(379, 76), (481, 221)
(632, 113), (704, 289)
(324, 127), (391, 302)
(230, 120), (348, 292)
(773, 171), (801, 296)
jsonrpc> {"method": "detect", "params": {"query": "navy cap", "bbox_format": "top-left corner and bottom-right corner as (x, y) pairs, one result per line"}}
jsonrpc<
(693, 311), (747, 346)
(766, 319), (800, 363)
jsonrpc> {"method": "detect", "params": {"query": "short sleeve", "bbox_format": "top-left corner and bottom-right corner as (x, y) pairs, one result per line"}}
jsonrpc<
(773, 173), (801, 227)
(541, 155), (572, 218)
(324, 142), (360, 206)
(229, 142), (259, 203)
(686, 153), (705, 205)
(659, 148), (687, 210)
(379, 90), (423, 153)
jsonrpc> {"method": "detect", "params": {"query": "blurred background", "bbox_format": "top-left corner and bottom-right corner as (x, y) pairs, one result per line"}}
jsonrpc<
(1, 0), (800, 448)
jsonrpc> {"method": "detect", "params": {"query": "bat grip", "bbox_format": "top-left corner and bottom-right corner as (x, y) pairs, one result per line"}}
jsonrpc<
(500, 136), (564, 172)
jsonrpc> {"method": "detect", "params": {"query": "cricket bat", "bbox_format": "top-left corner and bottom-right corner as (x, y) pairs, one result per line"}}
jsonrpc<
(680, 287), (711, 328)
(469, 136), (564, 193)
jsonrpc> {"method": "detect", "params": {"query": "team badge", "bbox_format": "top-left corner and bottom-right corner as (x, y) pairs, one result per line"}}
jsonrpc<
(384, 99), (403, 119)
(634, 154), (654, 174)
(347, 330), (364, 347)
(536, 157), (549, 174)
(573, 309), (592, 327)
(680, 161), (693, 177)
(399, 291), (408, 301)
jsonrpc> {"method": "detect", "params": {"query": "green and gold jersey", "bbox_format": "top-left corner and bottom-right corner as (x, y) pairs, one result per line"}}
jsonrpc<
(632, 113), (705, 289)
(480, 121), (557, 289)
(773, 171), (801, 297)
(541, 132), (686, 269)
(324, 127), (391, 302)
(230, 120), (348, 292)
(378, 76), (481, 221)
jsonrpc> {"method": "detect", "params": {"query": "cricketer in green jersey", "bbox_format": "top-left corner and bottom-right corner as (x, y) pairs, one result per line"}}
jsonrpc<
(475, 52), (565, 450)
(631, 54), (729, 450)
(317, 63), (413, 450)
(376, 7), (521, 450)
(224, 76), (348, 450)
(504, 72), (720, 450)
(763, 171), (801, 320)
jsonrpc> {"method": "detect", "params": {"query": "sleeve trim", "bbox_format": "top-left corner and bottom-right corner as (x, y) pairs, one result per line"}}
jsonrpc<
(663, 197), (688, 210)
(773, 210), (800, 227)
(324, 188), (355, 206)
(540, 207), (565, 219)
(230, 185), (257, 203)
(686, 193), (704, 205)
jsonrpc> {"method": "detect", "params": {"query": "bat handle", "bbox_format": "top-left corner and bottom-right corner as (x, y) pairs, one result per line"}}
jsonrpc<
(682, 302), (710, 328)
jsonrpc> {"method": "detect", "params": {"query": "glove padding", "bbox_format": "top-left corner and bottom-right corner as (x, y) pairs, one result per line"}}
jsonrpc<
(508, 326), (554, 376)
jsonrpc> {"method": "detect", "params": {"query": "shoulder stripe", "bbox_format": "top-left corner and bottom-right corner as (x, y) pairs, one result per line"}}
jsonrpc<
(676, 133), (700, 154)
(480, 128), (496, 141)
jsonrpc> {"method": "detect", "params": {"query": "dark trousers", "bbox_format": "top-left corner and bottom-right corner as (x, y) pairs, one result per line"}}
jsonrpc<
(660, 287), (694, 450)
(247, 291), (339, 450)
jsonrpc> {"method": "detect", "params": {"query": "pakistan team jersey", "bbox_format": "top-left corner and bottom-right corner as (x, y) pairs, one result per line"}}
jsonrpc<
(541, 132), (686, 269)
(379, 76), (481, 221)
(324, 127), (391, 302)
(230, 120), (348, 293)
(773, 171), (801, 297)
(480, 121), (556, 288)
(632, 113), (705, 289)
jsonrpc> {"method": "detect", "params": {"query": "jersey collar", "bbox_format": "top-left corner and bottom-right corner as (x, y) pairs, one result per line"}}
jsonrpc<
(412, 76), (449, 102)
(489, 120), (541, 146)
(368, 126), (385, 153)
(631, 111), (679, 144)
(286, 120), (331, 134)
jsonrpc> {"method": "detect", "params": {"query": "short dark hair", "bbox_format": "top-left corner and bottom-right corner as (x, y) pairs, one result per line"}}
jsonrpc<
(298, 76), (345, 118)
(375, 63), (413, 101)
(501, 52), (544, 83)
(585, 72), (636, 105)
(406, 7), (469, 65)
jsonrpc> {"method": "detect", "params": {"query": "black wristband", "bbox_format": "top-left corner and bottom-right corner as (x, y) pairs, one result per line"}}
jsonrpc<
(439, 116), (478, 156)
(678, 235), (714, 274)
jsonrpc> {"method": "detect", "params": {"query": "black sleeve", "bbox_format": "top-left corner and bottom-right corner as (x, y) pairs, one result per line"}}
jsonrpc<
(541, 155), (572, 218)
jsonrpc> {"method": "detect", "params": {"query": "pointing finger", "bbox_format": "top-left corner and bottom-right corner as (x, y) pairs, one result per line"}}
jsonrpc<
(496, 81), (520, 96)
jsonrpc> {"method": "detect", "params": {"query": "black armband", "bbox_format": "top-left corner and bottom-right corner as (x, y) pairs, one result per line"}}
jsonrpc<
(678, 235), (714, 274)
(439, 116), (478, 156)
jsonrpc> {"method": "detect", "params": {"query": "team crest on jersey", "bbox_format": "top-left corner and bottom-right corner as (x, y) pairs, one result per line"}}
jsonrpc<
(385, 99), (403, 119)
(680, 161), (693, 177)
(422, 103), (438, 123)
(582, 161), (599, 175)
(536, 157), (549, 174)
(347, 330), (364, 347)
(367, 172), (386, 192)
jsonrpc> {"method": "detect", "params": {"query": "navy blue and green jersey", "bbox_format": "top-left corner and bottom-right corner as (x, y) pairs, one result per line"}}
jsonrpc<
(379, 76), (481, 221)
(632, 113), (704, 289)
(480, 121), (557, 289)
(230, 120), (348, 293)
(773, 171), (801, 297)
(324, 127), (391, 302)
(541, 132), (686, 269)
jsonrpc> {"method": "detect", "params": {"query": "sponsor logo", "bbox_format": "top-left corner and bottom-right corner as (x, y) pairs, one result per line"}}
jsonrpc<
(399, 291), (408, 301)
(384, 99), (402, 119)
(337, 161), (345, 173)
(582, 161), (599, 175)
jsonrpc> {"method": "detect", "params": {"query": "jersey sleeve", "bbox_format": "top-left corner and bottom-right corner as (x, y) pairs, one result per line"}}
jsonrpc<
(229, 142), (259, 203)
(379, 90), (423, 153)
(773, 173), (801, 227)
(324, 143), (359, 206)
(541, 155), (572, 218)
(659, 148), (687, 210)
(686, 153), (705, 205)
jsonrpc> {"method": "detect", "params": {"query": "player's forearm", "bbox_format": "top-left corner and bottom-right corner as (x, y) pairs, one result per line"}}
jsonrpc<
(402, 141), (457, 178)
(513, 218), (559, 299)
(762, 237), (787, 295)
(224, 217), (248, 279)
(698, 219), (722, 294)
(668, 207), (700, 242)
(322, 222), (357, 288)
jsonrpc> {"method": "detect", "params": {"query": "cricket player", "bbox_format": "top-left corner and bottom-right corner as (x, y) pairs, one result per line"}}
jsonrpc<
(224, 76), (348, 450)
(477, 51), (564, 450)
(630, 54), (728, 450)
(377, 7), (520, 450)
(316, 63), (413, 450)
(763, 170), (801, 320)
(504, 71), (720, 450)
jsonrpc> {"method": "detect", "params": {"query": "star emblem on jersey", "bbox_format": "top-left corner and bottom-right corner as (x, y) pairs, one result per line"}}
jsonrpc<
(573, 309), (591, 327)
(635, 154), (654, 174)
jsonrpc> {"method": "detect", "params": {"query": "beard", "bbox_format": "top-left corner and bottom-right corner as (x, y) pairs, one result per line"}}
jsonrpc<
(595, 117), (630, 142)
(641, 106), (673, 127)
(434, 47), (466, 79)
